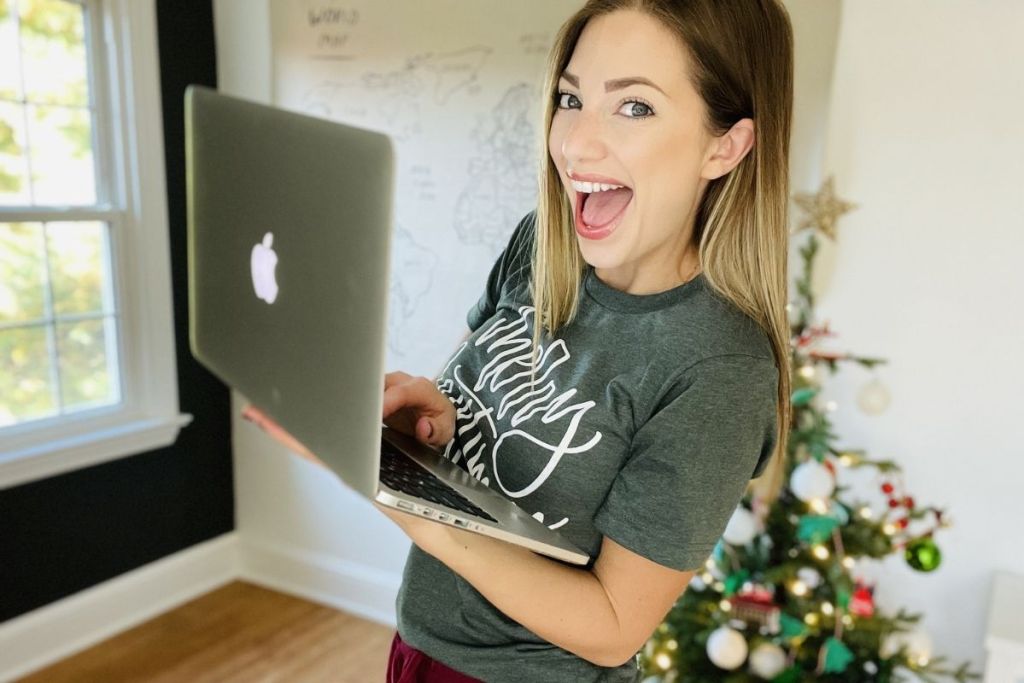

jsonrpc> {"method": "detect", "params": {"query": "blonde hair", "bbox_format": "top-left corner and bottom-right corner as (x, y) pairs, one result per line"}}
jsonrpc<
(528, 0), (794, 499)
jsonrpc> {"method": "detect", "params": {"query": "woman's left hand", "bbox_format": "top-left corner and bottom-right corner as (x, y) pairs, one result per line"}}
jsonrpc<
(241, 403), (452, 553)
(241, 404), (328, 469)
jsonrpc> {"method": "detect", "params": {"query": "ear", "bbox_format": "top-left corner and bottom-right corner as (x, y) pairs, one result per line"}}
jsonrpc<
(701, 117), (755, 180)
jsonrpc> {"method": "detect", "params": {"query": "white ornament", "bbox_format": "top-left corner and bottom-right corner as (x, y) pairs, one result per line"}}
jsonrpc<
(723, 506), (758, 546)
(748, 642), (787, 679)
(790, 459), (835, 501)
(880, 632), (900, 658)
(797, 566), (822, 589)
(857, 376), (891, 415)
(880, 628), (932, 660)
(903, 629), (933, 662)
(706, 626), (748, 670)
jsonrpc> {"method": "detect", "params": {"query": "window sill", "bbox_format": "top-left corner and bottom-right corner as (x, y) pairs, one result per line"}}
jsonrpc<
(0, 412), (194, 489)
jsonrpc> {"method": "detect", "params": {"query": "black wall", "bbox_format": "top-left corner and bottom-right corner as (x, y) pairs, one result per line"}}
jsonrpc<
(0, 0), (233, 622)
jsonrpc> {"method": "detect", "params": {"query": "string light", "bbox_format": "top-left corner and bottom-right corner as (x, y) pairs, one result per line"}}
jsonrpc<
(812, 544), (830, 560)
(655, 652), (672, 670)
(804, 612), (820, 626)
(883, 523), (897, 535)
(821, 601), (834, 615)
(842, 557), (856, 569)
(809, 497), (829, 513)
(799, 364), (816, 379)
(859, 506), (873, 519)
(788, 579), (809, 597)
(719, 599), (732, 611)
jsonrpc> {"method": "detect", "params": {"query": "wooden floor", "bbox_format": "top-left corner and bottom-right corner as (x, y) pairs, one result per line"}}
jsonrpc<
(16, 580), (396, 683)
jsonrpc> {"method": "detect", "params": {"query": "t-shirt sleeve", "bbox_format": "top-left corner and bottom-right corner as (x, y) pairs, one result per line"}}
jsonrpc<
(592, 354), (779, 571)
(466, 210), (536, 332)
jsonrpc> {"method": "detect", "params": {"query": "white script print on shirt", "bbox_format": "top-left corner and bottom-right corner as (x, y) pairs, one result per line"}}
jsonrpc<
(436, 305), (603, 530)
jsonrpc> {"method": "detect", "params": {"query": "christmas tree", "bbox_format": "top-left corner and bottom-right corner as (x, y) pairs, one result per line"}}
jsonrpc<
(638, 177), (982, 683)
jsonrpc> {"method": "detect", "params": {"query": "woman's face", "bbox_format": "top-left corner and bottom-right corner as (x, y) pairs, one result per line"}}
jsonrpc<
(548, 9), (749, 294)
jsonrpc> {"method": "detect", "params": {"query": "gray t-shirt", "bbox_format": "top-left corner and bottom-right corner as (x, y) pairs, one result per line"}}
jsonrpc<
(395, 210), (778, 682)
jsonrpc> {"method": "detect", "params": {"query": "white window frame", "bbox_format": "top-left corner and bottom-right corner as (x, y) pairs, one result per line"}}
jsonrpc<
(0, 0), (193, 488)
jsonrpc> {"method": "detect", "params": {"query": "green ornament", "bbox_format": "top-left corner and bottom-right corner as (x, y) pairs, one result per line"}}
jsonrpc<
(723, 568), (751, 597)
(792, 387), (818, 406)
(905, 537), (942, 571)
(836, 586), (850, 609)
(821, 636), (855, 673)
(797, 514), (839, 544)
(780, 612), (809, 639)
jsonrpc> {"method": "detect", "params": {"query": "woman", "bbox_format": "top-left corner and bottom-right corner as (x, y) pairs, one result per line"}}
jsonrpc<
(244, 0), (794, 681)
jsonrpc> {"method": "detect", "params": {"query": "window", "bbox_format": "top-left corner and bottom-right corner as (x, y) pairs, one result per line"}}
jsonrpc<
(0, 0), (192, 488)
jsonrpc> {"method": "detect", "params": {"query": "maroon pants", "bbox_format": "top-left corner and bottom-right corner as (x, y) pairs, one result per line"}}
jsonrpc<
(386, 631), (484, 682)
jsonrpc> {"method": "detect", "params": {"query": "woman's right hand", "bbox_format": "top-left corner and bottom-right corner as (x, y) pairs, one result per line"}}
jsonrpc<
(383, 371), (456, 452)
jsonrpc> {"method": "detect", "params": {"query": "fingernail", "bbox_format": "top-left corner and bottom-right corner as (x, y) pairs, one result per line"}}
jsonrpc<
(426, 422), (434, 438)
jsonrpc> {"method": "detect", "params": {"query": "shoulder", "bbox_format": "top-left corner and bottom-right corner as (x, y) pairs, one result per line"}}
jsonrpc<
(637, 279), (775, 375)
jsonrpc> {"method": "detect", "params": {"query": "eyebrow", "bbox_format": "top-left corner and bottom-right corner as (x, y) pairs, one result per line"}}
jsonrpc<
(560, 70), (668, 97)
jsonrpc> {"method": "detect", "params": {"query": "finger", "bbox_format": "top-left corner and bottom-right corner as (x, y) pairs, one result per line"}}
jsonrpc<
(383, 381), (435, 419)
(384, 371), (413, 390)
(260, 421), (313, 457)
(416, 416), (435, 444)
(241, 404), (262, 422)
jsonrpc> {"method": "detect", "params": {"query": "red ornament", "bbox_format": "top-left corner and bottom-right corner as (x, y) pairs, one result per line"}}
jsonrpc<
(888, 499), (900, 508)
(849, 584), (875, 617)
(904, 496), (915, 509)
(881, 482), (894, 494)
(824, 460), (836, 475)
(897, 517), (909, 529)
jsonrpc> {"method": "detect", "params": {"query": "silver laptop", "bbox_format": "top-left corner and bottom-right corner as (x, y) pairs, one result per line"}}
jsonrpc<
(184, 85), (589, 566)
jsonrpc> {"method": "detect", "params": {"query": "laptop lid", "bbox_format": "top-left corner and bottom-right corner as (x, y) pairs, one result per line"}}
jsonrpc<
(185, 85), (394, 500)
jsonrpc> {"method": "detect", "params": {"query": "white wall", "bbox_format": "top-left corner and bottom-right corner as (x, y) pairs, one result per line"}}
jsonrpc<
(816, 0), (1024, 670)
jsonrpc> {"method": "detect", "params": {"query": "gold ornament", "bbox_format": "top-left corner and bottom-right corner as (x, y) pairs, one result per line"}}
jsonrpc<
(792, 175), (857, 240)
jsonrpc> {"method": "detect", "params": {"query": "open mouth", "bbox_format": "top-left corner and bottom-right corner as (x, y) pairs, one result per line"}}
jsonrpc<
(575, 185), (634, 233)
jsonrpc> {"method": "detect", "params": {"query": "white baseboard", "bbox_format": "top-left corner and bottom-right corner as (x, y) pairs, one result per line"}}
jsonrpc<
(238, 535), (403, 630)
(0, 532), (403, 683)
(0, 532), (240, 683)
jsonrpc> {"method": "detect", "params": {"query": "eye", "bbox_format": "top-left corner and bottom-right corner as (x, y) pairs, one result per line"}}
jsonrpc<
(555, 90), (581, 110)
(617, 98), (655, 120)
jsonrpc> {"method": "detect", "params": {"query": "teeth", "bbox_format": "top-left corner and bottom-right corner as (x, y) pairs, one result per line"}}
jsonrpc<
(571, 179), (626, 193)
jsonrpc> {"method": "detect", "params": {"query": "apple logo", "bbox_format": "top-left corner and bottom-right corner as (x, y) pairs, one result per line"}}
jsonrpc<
(251, 231), (279, 304)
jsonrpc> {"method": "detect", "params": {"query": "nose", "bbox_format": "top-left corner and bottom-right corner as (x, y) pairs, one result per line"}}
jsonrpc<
(560, 109), (607, 168)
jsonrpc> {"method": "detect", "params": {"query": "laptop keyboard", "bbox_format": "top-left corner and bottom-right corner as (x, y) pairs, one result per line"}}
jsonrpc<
(380, 442), (497, 523)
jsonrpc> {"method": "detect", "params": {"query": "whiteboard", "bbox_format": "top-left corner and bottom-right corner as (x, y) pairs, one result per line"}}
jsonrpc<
(271, 0), (582, 372)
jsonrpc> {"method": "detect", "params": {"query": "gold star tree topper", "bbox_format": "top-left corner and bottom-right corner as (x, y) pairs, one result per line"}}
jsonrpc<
(792, 175), (858, 240)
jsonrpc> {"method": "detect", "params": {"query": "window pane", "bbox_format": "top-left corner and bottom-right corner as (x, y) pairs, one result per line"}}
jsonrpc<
(27, 102), (95, 204)
(56, 315), (118, 409)
(0, 100), (30, 205)
(0, 221), (46, 323)
(17, 0), (88, 107)
(0, 324), (56, 425)
(0, 2), (22, 102)
(47, 220), (112, 315)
